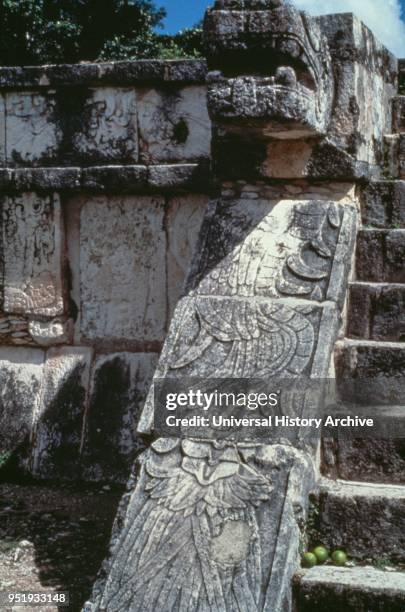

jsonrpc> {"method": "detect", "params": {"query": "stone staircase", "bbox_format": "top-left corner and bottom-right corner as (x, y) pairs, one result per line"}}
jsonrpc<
(294, 78), (405, 611)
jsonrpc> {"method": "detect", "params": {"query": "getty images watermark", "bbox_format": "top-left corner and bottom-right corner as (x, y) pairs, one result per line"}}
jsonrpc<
(153, 378), (405, 441)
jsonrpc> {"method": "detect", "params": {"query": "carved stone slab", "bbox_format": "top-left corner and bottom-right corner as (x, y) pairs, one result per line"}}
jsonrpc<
(5, 92), (62, 166)
(91, 194), (357, 612)
(137, 86), (211, 163)
(93, 441), (315, 612)
(138, 297), (339, 434)
(187, 198), (356, 305)
(2, 192), (65, 317)
(79, 195), (167, 345)
(71, 88), (138, 164)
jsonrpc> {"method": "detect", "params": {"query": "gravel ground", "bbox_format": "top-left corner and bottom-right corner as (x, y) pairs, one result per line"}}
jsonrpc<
(0, 481), (124, 612)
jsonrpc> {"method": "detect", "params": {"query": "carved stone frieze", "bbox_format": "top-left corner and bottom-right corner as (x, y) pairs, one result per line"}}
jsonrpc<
(205, 1), (334, 138)
(72, 88), (138, 163)
(1, 192), (64, 317)
(5, 92), (62, 166)
(188, 199), (354, 303)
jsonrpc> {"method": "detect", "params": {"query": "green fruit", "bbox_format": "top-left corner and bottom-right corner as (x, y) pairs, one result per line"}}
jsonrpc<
(302, 552), (317, 568)
(313, 546), (329, 564)
(332, 550), (347, 566)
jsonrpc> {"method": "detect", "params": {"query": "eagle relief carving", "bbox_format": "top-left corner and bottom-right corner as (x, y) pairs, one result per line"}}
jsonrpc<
(100, 438), (273, 611)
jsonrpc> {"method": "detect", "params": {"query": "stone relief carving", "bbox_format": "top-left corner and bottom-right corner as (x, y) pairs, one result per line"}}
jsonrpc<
(137, 86), (211, 163)
(167, 298), (316, 378)
(72, 88), (138, 162)
(89, 2), (360, 610)
(100, 437), (273, 611)
(6, 93), (61, 165)
(2, 193), (64, 316)
(191, 200), (343, 301)
(205, 1), (334, 137)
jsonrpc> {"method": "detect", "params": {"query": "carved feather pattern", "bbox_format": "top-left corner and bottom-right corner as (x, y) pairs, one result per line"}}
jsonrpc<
(170, 298), (314, 378)
(100, 440), (272, 611)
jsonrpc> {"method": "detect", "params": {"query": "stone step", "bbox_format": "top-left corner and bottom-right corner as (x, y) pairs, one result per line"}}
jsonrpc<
(347, 282), (405, 341)
(335, 339), (405, 406)
(400, 59), (405, 95)
(356, 229), (405, 283)
(393, 96), (405, 133)
(294, 566), (405, 611)
(335, 338), (405, 380)
(322, 410), (405, 485)
(309, 479), (405, 562)
(385, 134), (405, 179)
(360, 180), (405, 229)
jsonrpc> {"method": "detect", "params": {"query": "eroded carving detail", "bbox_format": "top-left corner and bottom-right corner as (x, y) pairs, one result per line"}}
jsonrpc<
(100, 438), (272, 611)
(205, 1), (334, 137)
(72, 88), (138, 162)
(2, 193), (64, 316)
(168, 298), (315, 378)
(6, 93), (61, 165)
(192, 200), (343, 301)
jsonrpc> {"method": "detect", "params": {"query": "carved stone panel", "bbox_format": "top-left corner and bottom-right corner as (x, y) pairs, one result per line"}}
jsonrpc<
(138, 296), (339, 434)
(5, 92), (62, 166)
(71, 88), (138, 163)
(91, 440), (315, 612)
(188, 198), (356, 305)
(79, 196), (167, 345)
(2, 192), (65, 317)
(137, 86), (211, 163)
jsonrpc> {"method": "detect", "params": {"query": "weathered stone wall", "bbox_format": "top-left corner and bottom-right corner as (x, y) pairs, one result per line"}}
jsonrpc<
(0, 60), (212, 482)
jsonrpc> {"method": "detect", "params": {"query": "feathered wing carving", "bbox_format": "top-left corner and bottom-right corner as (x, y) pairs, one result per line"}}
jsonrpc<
(100, 439), (272, 612)
(170, 298), (314, 378)
(98, 202), (343, 610)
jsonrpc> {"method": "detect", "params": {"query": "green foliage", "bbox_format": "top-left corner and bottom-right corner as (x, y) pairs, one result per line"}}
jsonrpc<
(0, 0), (203, 66)
(0, 450), (12, 469)
(373, 557), (393, 571)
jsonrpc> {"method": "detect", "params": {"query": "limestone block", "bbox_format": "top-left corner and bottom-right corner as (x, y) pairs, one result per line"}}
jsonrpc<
(319, 13), (397, 167)
(0, 346), (44, 454)
(137, 86), (211, 163)
(81, 352), (158, 483)
(296, 566), (405, 611)
(322, 434), (405, 485)
(0, 94), (5, 164)
(31, 346), (93, 480)
(335, 339), (405, 406)
(187, 198), (357, 306)
(166, 195), (208, 317)
(2, 192), (65, 316)
(79, 196), (167, 345)
(72, 88), (138, 163)
(348, 283), (405, 342)
(356, 229), (405, 283)
(393, 96), (405, 133)
(5, 92), (61, 166)
(28, 318), (73, 347)
(312, 480), (405, 562)
(361, 181), (405, 229)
